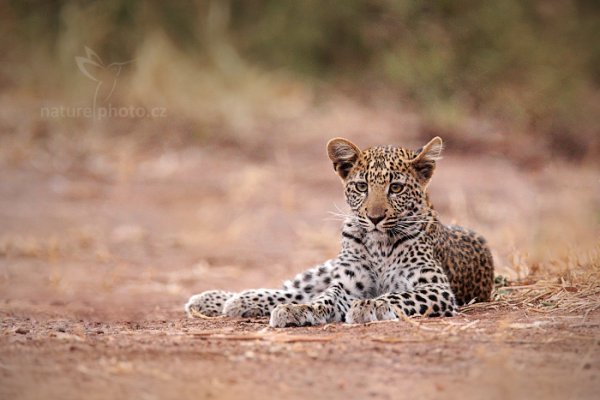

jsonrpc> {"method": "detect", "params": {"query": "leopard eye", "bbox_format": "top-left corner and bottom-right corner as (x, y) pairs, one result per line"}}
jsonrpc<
(389, 183), (404, 194)
(355, 182), (368, 193)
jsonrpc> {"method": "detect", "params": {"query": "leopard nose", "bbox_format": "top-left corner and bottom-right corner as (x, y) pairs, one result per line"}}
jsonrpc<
(367, 215), (385, 226)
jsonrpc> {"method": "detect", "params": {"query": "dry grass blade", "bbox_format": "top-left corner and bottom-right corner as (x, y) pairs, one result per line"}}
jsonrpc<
(458, 319), (480, 331)
(508, 321), (552, 329)
(267, 334), (338, 343)
(192, 330), (338, 342)
(195, 333), (267, 341)
(371, 336), (434, 344)
(391, 305), (443, 332)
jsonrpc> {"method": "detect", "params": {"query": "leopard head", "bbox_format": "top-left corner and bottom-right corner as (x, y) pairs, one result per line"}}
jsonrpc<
(326, 137), (443, 234)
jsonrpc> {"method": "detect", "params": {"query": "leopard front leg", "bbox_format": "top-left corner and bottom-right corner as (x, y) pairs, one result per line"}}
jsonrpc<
(186, 260), (336, 319)
(346, 283), (457, 324)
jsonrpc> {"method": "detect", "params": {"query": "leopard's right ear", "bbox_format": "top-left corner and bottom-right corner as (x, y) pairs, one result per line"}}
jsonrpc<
(327, 138), (361, 180)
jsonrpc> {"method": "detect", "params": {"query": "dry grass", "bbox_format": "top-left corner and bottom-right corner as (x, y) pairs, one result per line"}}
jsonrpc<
(463, 247), (600, 316)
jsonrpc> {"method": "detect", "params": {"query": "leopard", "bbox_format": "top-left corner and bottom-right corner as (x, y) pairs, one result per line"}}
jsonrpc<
(185, 136), (494, 327)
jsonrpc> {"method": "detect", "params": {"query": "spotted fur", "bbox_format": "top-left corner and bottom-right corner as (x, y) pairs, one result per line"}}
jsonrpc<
(185, 137), (494, 327)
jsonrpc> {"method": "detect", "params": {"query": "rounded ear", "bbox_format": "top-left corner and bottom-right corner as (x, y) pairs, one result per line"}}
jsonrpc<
(411, 136), (443, 184)
(326, 138), (361, 180)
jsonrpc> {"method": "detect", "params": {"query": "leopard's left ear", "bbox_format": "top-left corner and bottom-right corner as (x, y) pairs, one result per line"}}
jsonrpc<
(410, 136), (443, 184)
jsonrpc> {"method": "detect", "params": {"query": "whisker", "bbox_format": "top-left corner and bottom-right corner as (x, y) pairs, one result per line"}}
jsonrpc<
(327, 211), (352, 219)
(327, 202), (355, 222)
(325, 216), (349, 222)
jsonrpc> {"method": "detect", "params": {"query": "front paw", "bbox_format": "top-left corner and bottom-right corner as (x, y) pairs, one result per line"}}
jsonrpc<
(185, 290), (235, 317)
(346, 299), (397, 324)
(269, 304), (327, 328)
(222, 292), (270, 318)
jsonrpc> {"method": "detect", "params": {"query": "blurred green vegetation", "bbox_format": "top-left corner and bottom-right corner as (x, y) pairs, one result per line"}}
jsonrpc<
(1, 0), (599, 158)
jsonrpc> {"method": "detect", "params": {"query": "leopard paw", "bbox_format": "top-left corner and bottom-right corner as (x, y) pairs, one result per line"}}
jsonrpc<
(345, 299), (397, 324)
(185, 290), (235, 317)
(269, 304), (327, 328)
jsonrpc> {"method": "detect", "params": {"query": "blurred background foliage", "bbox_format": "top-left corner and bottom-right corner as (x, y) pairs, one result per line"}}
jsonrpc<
(1, 0), (599, 160)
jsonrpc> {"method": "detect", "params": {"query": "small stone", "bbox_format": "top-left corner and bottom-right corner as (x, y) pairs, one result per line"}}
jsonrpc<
(15, 327), (29, 335)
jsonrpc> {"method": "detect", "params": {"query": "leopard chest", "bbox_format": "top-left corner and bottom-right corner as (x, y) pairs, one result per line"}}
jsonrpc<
(361, 239), (416, 296)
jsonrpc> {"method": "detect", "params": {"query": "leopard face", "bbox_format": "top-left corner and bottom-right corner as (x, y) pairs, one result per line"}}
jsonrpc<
(327, 137), (443, 234)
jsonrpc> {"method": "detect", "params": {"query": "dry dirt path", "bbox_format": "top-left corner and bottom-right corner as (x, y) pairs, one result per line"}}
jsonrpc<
(1, 140), (598, 399)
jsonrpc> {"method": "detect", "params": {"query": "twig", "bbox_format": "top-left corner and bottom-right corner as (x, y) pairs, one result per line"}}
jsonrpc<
(189, 308), (227, 320)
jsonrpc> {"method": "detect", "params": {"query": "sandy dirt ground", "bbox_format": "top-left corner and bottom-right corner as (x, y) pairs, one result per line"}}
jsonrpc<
(0, 102), (599, 399)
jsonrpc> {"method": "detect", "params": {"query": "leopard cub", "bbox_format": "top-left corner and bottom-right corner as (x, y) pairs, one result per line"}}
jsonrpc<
(185, 137), (494, 327)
